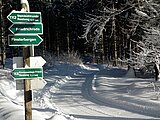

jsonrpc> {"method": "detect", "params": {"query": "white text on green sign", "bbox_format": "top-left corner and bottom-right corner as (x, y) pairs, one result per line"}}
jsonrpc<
(9, 23), (43, 34)
(12, 68), (43, 79)
(8, 34), (43, 46)
(7, 10), (41, 23)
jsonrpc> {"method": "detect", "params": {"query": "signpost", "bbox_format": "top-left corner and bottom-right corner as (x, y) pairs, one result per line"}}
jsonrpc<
(9, 23), (43, 34)
(12, 68), (43, 79)
(8, 1), (44, 119)
(7, 10), (41, 23)
(8, 34), (43, 46)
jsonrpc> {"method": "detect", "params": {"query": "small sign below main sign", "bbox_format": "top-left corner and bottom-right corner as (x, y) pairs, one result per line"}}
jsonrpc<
(31, 78), (47, 90)
(7, 10), (42, 23)
(16, 78), (47, 90)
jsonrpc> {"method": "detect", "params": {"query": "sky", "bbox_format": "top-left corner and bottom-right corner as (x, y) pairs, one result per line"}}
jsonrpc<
(0, 58), (160, 120)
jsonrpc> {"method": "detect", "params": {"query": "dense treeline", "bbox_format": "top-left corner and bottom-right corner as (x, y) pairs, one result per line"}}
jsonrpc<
(1, 0), (160, 66)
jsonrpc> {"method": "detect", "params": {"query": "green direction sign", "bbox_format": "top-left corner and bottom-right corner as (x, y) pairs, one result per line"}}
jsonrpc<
(12, 68), (43, 79)
(7, 10), (41, 23)
(9, 23), (43, 34)
(8, 34), (43, 46)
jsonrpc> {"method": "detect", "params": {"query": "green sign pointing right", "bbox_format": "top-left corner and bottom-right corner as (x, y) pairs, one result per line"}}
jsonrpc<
(8, 34), (43, 46)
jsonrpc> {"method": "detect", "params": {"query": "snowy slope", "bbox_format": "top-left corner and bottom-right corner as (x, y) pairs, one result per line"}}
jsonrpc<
(0, 59), (160, 119)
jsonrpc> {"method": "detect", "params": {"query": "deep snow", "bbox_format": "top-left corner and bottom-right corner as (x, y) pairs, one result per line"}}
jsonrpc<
(0, 59), (160, 120)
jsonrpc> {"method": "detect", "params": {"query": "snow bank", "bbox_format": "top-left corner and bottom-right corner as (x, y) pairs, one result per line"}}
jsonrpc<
(125, 68), (135, 78)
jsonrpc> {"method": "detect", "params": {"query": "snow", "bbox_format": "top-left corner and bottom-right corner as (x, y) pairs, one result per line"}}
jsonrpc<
(135, 8), (150, 18)
(0, 58), (160, 120)
(125, 68), (135, 78)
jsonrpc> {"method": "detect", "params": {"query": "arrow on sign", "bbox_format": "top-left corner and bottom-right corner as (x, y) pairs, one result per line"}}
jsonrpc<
(9, 23), (43, 35)
(12, 68), (43, 80)
(8, 34), (43, 46)
(31, 78), (47, 90)
(29, 56), (46, 67)
(25, 56), (46, 68)
(7, 10), (41, 23)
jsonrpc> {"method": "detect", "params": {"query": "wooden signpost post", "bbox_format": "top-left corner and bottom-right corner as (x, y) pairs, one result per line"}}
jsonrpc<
(7, 0), (45, 120)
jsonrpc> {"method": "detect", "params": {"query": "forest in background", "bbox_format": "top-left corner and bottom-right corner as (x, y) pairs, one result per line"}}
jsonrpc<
(0, 0), (160, 68)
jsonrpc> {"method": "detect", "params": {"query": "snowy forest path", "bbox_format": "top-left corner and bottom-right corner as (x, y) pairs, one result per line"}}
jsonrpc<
(49, 68), (159, 120)
(50, 71), (115, 120)
(91, 69), (160, 119)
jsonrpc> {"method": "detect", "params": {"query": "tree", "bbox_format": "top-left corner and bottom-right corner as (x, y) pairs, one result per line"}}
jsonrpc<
(131, 26), (160, 71)
(81, 0), (133, 65)
(0, 0), (13, 67)
(13, 0), (159, 67)
(125, 0), (160, 72)
(31, 0), (85, 57)
(81, 0), (160, 66)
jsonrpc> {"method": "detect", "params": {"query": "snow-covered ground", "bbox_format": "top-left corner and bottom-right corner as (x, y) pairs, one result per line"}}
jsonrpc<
(0, 59), (160, 120)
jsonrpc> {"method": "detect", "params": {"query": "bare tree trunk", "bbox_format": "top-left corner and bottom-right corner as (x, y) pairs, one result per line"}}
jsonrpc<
(56, 32), (60, 57)
(93, 47), (96, 63)
(48, 12), (51, 50)
(101, 33), (105, 64)
(67, 21), (70, 54)
(112, 3), (117, 66)
(0, 0), (5, 68)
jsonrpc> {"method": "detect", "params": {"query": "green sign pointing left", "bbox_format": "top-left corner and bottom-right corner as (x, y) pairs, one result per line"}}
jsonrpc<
(12, 68), (43, 80)
(7, 10), (41, 23)
(9, 23), (43, 34)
